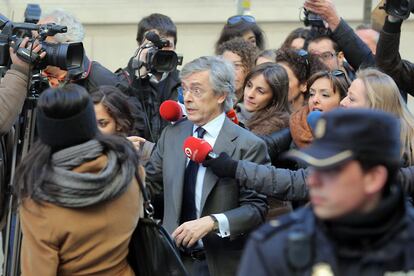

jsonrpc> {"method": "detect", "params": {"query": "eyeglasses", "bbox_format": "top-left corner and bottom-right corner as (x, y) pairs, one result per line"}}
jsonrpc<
(329, 70), (345, 77)
(227, 15), (256, 25)
(181, 86), (205, 98)
(317, 51), (337, 61)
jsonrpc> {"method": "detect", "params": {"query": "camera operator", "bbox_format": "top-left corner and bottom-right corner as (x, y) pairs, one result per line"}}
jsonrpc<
(0, 37), (45, 134)
(303, 0), (375, 76)
(376, 7), (414, 101)
(37, 9), (127, 92)
(117, 13), (181, 143)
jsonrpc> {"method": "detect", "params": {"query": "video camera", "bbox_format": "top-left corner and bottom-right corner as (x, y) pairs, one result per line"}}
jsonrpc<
(383, 0), (414, 20)
(0, 13), (84, 71)
(302, 8), (330, 35)
(143, 31), (182, 73)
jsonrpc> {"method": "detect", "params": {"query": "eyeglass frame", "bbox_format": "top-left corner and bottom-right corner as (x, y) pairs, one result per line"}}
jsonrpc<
(181, 85), (207, 98)
(316, 51), (337, 61)
(227, 15), (256, 25)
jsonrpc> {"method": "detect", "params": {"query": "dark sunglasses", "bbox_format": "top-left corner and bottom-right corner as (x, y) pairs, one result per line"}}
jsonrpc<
(329, 70), (345, 77)
(227, 15), (256, 25)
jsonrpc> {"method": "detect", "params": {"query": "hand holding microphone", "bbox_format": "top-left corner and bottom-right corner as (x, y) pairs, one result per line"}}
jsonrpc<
(183, 136), (238, 178)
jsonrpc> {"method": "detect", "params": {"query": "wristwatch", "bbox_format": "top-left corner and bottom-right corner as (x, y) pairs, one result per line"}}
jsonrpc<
(210, 215), (219, 233)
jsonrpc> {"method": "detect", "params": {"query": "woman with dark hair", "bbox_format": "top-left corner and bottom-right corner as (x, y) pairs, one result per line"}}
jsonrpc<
(217, 37), (258, 103)
(215, 15), (265, 53)
(90, 85), (154, 164)
(16, 84), (142, 275)
(281, 27), (311, 50)
(239, 63), (290, 135)
(276, 48), (327, 112)
(290, 70), (350, 149)
(238, 62), (292, 217)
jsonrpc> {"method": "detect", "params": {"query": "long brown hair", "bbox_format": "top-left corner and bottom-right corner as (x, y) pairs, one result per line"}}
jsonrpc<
(244, 63), (291, 134)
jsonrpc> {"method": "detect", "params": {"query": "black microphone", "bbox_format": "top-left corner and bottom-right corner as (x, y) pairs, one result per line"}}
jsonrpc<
(145, 31), (170, 49)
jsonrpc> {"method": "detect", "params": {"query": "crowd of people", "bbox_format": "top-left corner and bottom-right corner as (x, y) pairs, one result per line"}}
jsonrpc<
(1, 0), (414, 275)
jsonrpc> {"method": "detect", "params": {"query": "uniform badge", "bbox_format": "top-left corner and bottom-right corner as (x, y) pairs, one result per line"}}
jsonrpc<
(311, 262), (334, 276)
(314, 118), (327, 139)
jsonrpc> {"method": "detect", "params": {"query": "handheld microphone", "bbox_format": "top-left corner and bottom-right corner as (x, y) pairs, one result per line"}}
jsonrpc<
(226, 109), (239, 125)
(307, 110), (322, 131)
(183, 136), (217, 163)
(159, 100), (184, 122)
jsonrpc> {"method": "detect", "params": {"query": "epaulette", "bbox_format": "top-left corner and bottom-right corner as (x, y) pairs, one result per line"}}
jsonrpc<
(250, 212), (300, 242)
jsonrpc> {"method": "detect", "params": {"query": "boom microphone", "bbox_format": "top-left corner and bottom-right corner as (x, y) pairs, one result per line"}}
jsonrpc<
(160, 100), (184, 122)
(183, 136), (217, 163)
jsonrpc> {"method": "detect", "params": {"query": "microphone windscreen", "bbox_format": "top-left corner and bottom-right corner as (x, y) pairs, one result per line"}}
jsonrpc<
(307, 110), (323, 131)
(160, 100), (183, 122)
(226, 109), (239, 125)
(183, 136), (213, 163)
(145, 31), (159, 43)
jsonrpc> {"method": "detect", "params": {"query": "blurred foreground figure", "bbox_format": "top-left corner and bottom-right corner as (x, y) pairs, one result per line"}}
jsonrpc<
(239, 108), (414, 276)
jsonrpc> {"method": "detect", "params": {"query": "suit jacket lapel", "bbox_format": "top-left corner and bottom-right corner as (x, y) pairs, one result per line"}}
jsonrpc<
(172, 121), (194, 218)
(200, 118), (238, 212)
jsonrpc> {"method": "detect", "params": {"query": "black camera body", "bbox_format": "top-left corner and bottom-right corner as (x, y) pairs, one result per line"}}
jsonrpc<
(303, 9), (325, 28)
(144, 31), (181, 73)
(302, 8), (330, 35)
(0, 14), (84, 70)
(383, 0), (414, 20)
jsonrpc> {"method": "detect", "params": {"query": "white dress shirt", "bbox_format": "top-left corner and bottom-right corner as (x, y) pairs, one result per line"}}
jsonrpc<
(190, 112), (230, 237)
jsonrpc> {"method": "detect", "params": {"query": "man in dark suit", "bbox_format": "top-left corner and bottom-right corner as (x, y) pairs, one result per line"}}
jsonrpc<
(145, 56), (269, 276)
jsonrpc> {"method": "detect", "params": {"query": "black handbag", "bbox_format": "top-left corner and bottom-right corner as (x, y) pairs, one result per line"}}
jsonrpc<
(128, 172), (189, 276)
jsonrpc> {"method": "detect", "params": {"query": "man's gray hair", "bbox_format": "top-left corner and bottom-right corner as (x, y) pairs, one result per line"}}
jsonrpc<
(180, 56), (235, 112)
(41, 9), (84, 43)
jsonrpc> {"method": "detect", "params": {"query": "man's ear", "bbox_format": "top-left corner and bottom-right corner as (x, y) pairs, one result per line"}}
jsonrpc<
(364, 165), (388, 195)
(337, 51), (345, 64)
(217, 93), (226, 105)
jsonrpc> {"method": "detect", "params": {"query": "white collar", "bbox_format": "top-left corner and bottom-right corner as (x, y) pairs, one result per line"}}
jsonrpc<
(193, 113), (225, 139)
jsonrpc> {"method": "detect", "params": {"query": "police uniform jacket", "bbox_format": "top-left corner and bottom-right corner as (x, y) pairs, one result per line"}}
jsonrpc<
(239, 186), (414, 276)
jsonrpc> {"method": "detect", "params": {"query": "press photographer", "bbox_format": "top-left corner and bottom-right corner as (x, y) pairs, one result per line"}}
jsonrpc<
(118, 13), (182, 143)
(303, 0), (376, 80)
(376, 0), (414, 100)
(0, 38), (44, 134)
(36, 9), (127, 91)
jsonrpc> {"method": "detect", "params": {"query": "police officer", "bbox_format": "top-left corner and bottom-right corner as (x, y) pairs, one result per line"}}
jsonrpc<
(238, 108), (414, 276)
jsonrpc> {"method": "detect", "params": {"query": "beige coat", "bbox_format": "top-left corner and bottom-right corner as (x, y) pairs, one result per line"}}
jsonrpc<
(20, 155), (141, 276)
(0, 64), (29, 134)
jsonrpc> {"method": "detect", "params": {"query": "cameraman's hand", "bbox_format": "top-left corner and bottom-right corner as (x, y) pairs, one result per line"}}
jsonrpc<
(202, 152), (238, 179)
(304, 0), (340, 31)
(136, 44), (150, 77)
(9, 37), (45, 71)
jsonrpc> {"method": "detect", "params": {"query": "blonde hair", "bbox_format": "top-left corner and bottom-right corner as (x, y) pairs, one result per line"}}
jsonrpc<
(357, 68), (414, 166)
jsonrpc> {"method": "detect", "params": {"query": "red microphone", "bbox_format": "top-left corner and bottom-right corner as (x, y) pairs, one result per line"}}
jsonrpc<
(183, 136), (217, 163)
(226, 109), (239, 125)
(160, 100), (183, 122)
